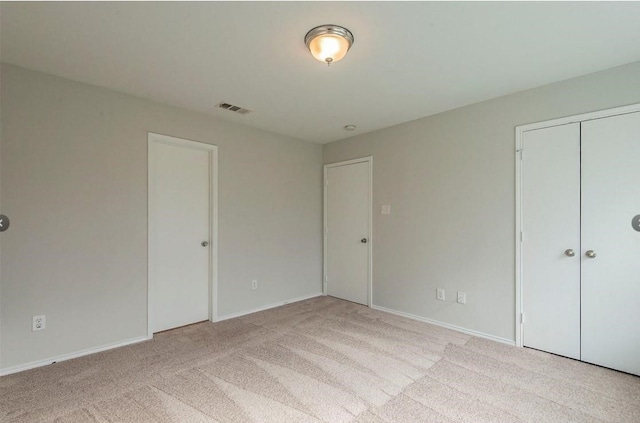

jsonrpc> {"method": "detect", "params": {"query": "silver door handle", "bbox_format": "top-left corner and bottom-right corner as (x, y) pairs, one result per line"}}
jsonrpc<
(564, 249), (575, 257)
(585, 250), (596, 258)
(201, 241), (209, 247)
(0, 214), (9, 232)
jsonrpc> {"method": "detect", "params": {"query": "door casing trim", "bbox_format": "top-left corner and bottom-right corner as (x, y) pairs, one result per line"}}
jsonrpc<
(515, 103), (640, 347)
(323, 156), (373, 307)
(147, 132), (219, 339)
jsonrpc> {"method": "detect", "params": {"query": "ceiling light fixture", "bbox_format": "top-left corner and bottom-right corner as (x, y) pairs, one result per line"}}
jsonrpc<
(305, 24), (354, 65)
(344, 124), (357, 131)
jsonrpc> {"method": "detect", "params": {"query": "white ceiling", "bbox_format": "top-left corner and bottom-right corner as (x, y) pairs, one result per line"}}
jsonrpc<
(2, 2), (640, 144)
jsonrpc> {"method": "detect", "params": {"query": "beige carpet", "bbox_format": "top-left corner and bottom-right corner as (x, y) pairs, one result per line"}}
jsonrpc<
(1, 296), (639, 422)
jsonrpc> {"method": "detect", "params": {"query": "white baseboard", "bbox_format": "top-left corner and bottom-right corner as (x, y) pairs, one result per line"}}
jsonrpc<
(0, 336), (149, 377)
(215, 292), (324, 322)
(371, 304), (515, 346)
(1, 297), (510, 376)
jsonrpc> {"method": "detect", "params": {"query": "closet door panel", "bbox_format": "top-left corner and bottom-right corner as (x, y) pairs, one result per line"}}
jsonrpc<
(581, 111), (640, 376)
(522, 123), (581, 359)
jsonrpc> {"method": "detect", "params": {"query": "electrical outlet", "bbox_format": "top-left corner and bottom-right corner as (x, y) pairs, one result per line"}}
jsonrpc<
(32, 315), (46, 331)
(457, 291), (467, 304)
(436, 288), (445, 301)
(251, 279), (258, 290)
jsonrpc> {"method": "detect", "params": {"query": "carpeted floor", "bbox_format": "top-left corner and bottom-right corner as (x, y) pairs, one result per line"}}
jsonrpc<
(1, 296), (639, 422)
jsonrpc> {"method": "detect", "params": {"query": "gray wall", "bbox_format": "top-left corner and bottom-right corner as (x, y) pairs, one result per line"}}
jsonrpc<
(324, 61), (640, 342)
(0, 64), (323, 371)
(3, 59), (640, 372)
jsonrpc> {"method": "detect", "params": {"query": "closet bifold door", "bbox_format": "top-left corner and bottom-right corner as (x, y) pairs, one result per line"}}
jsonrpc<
(581, 111), (640, 376)
(521, 123), (581, 360)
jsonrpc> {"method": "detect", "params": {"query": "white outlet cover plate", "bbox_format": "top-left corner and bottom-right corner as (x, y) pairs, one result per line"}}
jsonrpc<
(32, 315), (46, 331)
(381, 205), (391, 215)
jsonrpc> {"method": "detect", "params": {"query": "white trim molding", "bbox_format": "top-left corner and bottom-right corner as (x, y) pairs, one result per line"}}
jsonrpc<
(323, 156), (374, 307)
(147, 132), (219, 338)
(215, 292), (324, 322)
(0, 336), (148, 377)
(514, 102), (640, 347)
(372, 305), (515, 346)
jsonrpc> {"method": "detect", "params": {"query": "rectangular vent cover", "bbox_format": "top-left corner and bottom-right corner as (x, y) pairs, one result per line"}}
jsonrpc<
(216, 102), (251, 115)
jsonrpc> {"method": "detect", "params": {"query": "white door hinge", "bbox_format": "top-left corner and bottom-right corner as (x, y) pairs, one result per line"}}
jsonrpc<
(520, 312), (525, 324)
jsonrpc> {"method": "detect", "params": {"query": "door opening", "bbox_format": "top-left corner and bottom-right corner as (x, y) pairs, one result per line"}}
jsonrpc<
(324, 157), (372, 306)
(148, 133), (218, 337)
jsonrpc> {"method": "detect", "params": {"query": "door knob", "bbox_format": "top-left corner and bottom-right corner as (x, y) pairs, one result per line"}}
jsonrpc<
(361, 238), (368, 243)
(564, 249), (575, 257)
(201, 241), (209, 247)
(0, 214), (9, 232)
(585, 250), (596, 258)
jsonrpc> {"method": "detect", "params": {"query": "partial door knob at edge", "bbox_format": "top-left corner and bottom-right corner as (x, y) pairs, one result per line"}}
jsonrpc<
(564, 249), (575, 257)
(201, 241), (209, 247)
(585, 250), (597, 258)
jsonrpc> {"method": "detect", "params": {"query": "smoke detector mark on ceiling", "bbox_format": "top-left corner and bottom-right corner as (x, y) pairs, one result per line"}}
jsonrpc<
(216, 102), (251, 115)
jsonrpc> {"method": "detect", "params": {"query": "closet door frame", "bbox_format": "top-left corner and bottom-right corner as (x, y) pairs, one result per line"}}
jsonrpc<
(514, 102), (640, 347)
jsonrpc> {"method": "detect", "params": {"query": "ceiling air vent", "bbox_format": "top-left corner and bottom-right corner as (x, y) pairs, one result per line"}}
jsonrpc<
(216, 102), (251, 115)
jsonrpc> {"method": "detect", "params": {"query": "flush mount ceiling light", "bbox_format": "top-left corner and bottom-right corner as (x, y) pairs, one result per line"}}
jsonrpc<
(305, 24), (354, 65)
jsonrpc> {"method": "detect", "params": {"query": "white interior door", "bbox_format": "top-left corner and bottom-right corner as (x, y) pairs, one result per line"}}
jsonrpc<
(522, 123), (581, 359)
(150, 136), (211, 333)
(326, 160), (370, 305)
(581, 111), (640, 375)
